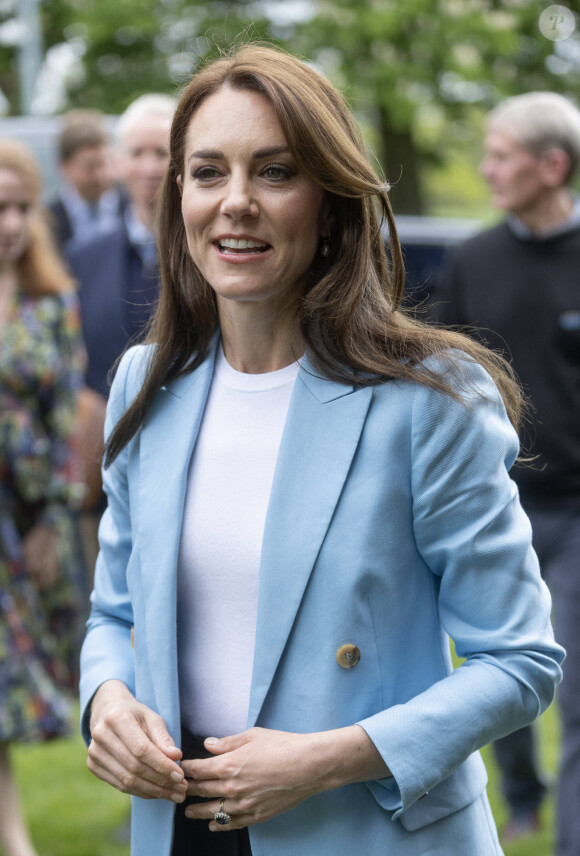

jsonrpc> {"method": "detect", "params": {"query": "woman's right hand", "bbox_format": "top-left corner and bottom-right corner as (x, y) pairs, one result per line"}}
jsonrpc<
(87, 680), (187, 802)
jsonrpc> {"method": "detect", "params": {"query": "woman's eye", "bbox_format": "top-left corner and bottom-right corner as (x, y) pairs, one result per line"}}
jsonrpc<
(192, 166), (221, 182)
(262, 165), (292, 181)
(0, 203), (27, 215)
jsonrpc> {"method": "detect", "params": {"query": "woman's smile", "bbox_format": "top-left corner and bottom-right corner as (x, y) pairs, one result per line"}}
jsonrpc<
(213, 234), (272, 260)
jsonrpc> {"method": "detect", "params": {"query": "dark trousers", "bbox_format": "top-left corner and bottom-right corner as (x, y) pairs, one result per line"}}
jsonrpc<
(493, 503), (580, 856)
(171, 728), (252, 856)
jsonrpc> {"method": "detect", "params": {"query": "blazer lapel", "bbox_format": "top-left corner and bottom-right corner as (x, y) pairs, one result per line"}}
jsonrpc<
(248, 362), (373, 725)
(137, 342), (217, 719)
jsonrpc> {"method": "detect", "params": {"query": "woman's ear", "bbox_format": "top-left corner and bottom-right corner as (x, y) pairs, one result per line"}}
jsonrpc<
(176, 175), (184, 197)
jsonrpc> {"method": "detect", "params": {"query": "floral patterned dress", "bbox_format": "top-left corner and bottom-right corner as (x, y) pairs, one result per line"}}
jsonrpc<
(0, 288), (86, 743)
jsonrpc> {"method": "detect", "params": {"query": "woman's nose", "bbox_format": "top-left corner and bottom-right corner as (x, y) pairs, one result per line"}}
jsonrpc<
(220, 175), (258, 219)
(2, 205), (26, 234)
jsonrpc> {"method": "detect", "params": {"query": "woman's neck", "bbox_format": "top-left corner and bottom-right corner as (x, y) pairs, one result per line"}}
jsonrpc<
(0, 263), (17, 296)
(218, 301), (305, 374)
(0, 266), (18, 329)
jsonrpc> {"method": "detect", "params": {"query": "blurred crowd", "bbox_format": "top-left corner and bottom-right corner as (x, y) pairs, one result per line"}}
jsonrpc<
(0, 85), (579, 856)
(0, 96), (174, 856)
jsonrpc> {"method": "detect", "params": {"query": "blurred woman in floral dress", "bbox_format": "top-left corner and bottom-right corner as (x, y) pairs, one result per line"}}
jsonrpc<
(0, 140), (85, 856)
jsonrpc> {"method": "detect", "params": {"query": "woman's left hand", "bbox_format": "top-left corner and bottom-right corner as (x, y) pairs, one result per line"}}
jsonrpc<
(182, 727), (320, 830)
(181, 725), (390, 831)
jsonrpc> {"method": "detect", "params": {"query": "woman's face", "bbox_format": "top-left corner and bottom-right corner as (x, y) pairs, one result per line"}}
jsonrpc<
(178, 86), (333, 315)
(0, 167), (33, 267)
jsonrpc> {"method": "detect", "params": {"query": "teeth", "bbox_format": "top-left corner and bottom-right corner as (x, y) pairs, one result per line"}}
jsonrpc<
(219, 238), (267, 250)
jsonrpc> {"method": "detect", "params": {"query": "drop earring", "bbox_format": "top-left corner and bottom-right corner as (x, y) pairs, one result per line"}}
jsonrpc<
(320, 236), (331, 257)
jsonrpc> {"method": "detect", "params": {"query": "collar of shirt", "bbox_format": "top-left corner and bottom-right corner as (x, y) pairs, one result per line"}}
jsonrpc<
(124, 206), (158, 268)
(507, 193), (580, 241)
(60, 183), (122, 239)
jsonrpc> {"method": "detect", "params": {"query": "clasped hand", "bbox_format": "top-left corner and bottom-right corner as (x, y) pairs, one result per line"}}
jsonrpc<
(87, 681), (388, 830)
(87, 682), (321, 827)
(88, 681), (188, 803)
(182, 727), (321, 831)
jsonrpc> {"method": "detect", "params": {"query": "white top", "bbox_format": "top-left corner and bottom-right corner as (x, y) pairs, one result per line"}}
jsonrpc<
(177, 345), (300, 737)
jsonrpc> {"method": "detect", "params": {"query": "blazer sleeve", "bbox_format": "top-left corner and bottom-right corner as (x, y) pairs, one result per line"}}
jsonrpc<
(357, 355), (564, 817)
(79, 345), (150, 743)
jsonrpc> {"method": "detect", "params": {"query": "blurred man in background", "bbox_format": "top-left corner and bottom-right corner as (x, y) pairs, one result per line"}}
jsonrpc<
(438, 92), (580, 856)
(47, 109), (125, 249)
(66, 93), (175, 581)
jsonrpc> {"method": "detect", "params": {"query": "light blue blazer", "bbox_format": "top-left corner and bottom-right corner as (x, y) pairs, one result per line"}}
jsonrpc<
(80, 337), (564, 856)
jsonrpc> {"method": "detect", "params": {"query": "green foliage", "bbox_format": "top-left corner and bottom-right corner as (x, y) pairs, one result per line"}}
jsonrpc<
(2, 0), (580, 211)
(0, 0), (276, 115)
(424, 156), (495, 219)
(294, 0), (578, 121)
(13, 726), (131, 856)
(290, 0), (580, 210)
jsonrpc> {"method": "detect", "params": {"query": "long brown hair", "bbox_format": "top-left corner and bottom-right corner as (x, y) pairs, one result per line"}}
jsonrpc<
(105, 43), (523, 466)
(0, 139), (74, 296)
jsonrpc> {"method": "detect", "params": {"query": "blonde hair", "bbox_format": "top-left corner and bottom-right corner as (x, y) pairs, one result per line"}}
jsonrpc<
(0, 139), (74, 295)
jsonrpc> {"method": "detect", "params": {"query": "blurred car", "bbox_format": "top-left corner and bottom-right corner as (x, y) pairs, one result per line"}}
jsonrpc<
(391, 215), (482, 310)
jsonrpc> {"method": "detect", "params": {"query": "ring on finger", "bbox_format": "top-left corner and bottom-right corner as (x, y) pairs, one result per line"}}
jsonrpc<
(214, 799), (232, 825)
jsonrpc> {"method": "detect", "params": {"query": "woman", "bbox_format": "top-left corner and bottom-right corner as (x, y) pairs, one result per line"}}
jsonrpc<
(81, 46), (564, 856)
(0, 140), (85, 856)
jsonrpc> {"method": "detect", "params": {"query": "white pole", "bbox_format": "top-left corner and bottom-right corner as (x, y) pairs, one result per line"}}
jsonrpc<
(17, 0), (44, 114)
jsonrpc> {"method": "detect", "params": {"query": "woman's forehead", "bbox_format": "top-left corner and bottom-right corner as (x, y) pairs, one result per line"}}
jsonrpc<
(0, 166), (33, 197)
(184, 88), (287, 153)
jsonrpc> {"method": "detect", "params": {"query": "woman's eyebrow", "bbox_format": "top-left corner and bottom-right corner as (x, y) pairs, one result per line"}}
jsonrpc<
(188, 149), (222, 162)
(252, 145), (291, 159)
(188, 145), (290, 163)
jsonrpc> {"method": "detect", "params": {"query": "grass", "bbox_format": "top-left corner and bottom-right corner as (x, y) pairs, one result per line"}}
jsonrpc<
(11, 704), (560, 856)
(12, 723), (131, 856)
(483, 702), (560, 856)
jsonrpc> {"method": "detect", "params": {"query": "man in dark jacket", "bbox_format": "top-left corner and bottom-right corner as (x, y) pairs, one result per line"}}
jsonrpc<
(66, 94), (175, 579)
(47, 110), (125, 249)
(438, 92), (580, 856)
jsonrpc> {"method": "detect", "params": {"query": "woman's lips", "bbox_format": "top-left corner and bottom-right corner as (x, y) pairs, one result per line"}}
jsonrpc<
(215, 237), (271, 255)
(217, 238), (270, 255)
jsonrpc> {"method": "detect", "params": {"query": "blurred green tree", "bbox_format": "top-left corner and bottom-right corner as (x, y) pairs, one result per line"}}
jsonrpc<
(290, 0), (580, 211)
(1, 0), (579, 212)
(0, 0), (275, 115)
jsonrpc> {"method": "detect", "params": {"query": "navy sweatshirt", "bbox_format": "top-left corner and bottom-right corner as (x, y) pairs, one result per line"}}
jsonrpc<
(438, 220), (580, 509)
